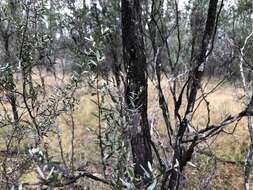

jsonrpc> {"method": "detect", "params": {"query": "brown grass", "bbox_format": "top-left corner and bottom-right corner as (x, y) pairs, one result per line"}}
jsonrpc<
(1, 70), (252, 189)
(147, 78), (250, 189)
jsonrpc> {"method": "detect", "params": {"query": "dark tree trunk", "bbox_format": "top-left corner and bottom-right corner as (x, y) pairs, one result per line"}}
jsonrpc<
(121, 0), (152, 184)
(162, 0), (221, 189)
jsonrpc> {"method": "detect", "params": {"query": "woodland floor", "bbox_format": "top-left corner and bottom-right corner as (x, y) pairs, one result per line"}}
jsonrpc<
(1, 71), (251, 189)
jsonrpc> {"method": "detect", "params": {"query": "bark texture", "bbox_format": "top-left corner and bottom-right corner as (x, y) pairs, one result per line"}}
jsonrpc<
(121, 0), (152, 184)
(162, 0), (220, 189)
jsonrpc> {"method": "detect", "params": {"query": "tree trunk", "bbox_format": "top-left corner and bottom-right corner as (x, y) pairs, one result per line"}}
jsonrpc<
(121, 0), (152, 185)
(164, 0), (220, 189)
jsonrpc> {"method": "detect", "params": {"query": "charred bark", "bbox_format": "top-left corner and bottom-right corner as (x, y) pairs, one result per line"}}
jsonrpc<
(121, 0), (152, 184)
(162, 0), (221, 189)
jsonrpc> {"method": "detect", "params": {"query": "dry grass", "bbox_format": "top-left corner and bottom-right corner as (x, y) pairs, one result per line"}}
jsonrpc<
(147, 77), (250, 189)
(1, 70), (252, 189)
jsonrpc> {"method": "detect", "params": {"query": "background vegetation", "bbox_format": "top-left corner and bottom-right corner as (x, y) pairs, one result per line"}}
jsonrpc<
(0, 0), (253, 189)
